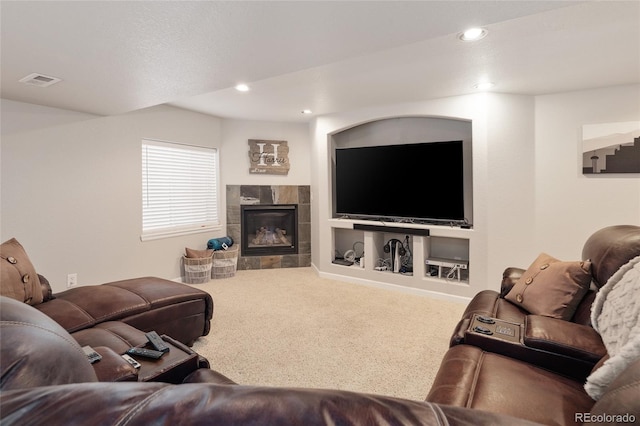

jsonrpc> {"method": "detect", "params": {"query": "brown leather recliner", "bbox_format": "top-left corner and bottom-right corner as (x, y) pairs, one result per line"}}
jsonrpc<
(427, 225), (640, 425)
(0, 295), (539, 425)
(1, 238), (213, 347)
(450, 225), (640, 345)
(1, 237), (214, 385)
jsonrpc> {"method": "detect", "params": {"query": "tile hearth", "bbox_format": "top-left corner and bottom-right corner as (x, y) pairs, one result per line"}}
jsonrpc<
(227, 185), (311, 270)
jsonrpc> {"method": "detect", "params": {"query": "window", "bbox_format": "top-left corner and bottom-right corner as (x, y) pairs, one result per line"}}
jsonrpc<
(141, 139), (219, 241)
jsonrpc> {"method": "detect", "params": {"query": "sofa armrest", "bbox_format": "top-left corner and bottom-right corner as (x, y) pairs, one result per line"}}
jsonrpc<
(0, 381), (542, 426)
(450, 289), (529, 347)
(92, 346), (138, 382)
(463, 313), (602, 380)
(524, 315), (606, 364)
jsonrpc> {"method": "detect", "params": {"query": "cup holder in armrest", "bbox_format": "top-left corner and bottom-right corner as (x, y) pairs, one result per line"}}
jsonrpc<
(465, 314), (523, 355)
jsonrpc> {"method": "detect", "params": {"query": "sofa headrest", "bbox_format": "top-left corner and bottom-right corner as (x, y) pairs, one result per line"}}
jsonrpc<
(582, 225), (640, 288)
(0, 296), (97, 390)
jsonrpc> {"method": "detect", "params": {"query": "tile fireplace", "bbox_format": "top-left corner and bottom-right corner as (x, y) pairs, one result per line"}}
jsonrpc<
(226, 185), (311, 270)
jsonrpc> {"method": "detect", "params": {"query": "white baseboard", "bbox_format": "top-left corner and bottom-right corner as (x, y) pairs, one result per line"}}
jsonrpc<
(311, 263), (471, 305)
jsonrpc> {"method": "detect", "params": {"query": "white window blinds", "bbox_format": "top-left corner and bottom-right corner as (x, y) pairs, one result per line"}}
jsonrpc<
(141, 139), (219, 240)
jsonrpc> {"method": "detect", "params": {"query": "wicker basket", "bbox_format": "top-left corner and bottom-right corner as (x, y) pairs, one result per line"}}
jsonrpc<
(212, 246), (239, 279)
(182, 255), (213, 284)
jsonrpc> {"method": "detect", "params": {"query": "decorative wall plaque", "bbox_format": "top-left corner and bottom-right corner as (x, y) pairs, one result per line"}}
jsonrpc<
(248, 139), (290, 175)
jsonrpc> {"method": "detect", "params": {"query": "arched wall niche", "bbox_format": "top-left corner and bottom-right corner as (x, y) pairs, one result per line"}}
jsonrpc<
(329, 115), (473, 225)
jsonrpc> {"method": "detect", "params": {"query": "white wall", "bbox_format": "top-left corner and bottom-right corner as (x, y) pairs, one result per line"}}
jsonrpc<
(1, 101), (224, 292)
(2, 84), (637, 295)
(220, 118), (311, 187)
(1, 99), (99, 136)
(534, 84), (640, 258)
(217, 118), (311, 245)
(0, 101), (311, 293)
(484, 94), (536, 277)
(311, 87), (639, 296)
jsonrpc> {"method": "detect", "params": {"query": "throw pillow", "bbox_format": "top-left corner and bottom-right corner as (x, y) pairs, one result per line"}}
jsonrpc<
(185, 247), (214, 259)
(505, 252), (592, 320)
(0, 238), (44, 305)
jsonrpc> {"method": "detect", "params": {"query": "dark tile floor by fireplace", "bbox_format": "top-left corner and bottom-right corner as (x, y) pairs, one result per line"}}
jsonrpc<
(226, 185), (311, 270)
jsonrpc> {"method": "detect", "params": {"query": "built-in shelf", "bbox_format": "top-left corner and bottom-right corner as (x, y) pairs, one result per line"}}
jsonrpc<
(323, 115), (477, 301)
(330, 219), (472, 295)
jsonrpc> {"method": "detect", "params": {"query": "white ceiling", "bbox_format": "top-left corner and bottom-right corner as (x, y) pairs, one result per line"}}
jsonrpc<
(1, 1), (639, 123)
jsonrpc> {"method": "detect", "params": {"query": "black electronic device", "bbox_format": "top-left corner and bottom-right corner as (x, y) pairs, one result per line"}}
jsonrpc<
(146, 331), (170, 353)
(383, 239), (406, 256)
(82, 345), (102, 364)
(127, 347), (165, 360)
(334, 140), (471, 226)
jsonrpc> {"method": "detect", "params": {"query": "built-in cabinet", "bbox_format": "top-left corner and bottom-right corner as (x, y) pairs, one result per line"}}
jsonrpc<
(330, 219), (473, 296)
(323, 115), (479, 300)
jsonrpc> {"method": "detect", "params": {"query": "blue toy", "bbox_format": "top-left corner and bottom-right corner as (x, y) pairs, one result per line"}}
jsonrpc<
(207, 237), (234, 251)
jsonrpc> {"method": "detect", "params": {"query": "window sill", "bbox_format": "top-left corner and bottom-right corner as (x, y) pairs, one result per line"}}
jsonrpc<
(140, 225), (223, 242)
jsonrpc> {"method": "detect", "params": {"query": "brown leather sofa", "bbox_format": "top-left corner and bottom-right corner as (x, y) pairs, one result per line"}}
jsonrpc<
(427, 225), (640, 425)
(2, 227), (638, 425)
(1, 238), (213, 347)
(0, 295), (538, 425)
(1, 238), (213, 382)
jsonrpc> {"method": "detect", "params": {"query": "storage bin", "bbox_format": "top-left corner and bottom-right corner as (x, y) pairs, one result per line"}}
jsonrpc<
(183, 255), (213, 284)
(212, 246), (239, 279)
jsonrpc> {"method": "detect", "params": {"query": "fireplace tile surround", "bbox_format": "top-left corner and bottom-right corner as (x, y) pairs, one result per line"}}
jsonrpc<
(227, 185), (311, 270)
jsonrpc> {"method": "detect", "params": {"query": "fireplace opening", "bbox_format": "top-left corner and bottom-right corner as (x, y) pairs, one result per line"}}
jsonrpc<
(241, 204), (298, 256)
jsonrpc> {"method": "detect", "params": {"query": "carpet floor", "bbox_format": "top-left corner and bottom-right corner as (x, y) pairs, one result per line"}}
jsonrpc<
(190, 267), (466, 401)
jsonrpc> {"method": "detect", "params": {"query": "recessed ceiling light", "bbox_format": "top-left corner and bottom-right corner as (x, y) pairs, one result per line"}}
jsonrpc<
(301, 109), (312, 114)
(235, 84), (250, 92)
(458, 27), (487, 42)
(473, 81), (495, 90)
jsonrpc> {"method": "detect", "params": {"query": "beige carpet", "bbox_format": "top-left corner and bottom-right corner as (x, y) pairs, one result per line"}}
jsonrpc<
(190, 267), (466, 401)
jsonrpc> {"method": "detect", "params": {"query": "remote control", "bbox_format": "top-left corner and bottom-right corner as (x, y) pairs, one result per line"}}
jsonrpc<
(126, 347), (164, 359)
(121, 354), (141, 369)
(82, 345), (102, 364)
(145, 331), (170, 353)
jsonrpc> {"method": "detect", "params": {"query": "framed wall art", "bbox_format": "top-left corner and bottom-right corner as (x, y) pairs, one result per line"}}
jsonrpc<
(248, 139), (290, 175)
(582, 121), (640, 174)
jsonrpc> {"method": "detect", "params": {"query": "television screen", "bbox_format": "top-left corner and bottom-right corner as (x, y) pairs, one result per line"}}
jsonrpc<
(334, 141), (467, 224)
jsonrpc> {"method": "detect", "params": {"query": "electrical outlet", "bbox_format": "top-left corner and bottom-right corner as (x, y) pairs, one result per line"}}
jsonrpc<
(67, 273), (78, 288)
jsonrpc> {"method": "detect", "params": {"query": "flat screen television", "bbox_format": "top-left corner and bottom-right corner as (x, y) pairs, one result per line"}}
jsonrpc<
(334, 140), (471, 226)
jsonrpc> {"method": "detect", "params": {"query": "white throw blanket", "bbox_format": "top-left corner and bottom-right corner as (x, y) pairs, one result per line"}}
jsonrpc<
(584, 255), (640, 400)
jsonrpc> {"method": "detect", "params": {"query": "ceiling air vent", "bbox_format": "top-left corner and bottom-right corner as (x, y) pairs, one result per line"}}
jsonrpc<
(19, 73), (62, 87)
